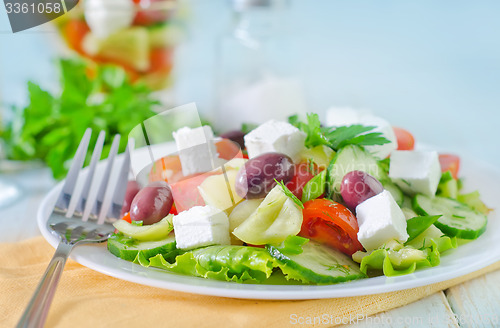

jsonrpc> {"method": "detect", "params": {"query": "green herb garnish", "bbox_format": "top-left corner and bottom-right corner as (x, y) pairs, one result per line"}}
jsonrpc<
(131, 220), (144, 227)
(274, 179), (304, 209)
(325, 263), (351, 275)
(0, 58), (158, 179)
(288, 113), (390, 151)
(241, 122), (259, 134)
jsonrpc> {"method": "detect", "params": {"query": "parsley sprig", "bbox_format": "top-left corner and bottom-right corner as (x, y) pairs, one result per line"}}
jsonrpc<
(0, 59), (159, 179)
(288, 113), (390, 151)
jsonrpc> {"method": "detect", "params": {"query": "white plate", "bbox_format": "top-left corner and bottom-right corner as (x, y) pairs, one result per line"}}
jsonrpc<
(37, 147), (500, 300)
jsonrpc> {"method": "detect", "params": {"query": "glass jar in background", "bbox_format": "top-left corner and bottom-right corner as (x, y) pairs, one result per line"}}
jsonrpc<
(213, 0), (307, 131)
(53, 0), (185, 91)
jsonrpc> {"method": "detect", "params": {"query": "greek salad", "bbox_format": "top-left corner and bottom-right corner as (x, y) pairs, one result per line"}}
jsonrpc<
(108, 109), (491, 284)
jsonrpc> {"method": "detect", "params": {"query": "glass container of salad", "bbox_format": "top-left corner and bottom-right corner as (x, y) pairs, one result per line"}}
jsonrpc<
(54, 0), (184, 91)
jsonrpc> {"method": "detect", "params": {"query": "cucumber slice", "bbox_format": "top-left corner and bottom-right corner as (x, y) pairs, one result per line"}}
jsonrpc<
(382, 180), (404, 206)
(268, 240), (366, 284)
(107, 234), (178, 262)
(412, 194), (487, 239)
(326, 145), (385, 200)
(113, 215), (174, 241)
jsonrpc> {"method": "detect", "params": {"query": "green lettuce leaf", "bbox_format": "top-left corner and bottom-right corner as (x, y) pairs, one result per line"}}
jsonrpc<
(271, 235), (309, 255)
(135, 245), (276, 283)
(457, 191), (493, 215)
(132, 236), (325, 284)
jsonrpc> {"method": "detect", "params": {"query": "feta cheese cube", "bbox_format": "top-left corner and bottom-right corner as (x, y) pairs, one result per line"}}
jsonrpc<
(326, 107), (397, 159)
(356, 190), (409, 251)
(173, 205), (231, 250)
(173, 126), (218, 176)
(244, 120), (306, 162)
(389, 150), (441, 197)
(84, 0), (135, 38)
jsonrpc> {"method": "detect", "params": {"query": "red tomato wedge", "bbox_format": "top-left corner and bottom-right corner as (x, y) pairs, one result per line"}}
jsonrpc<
(148, 139), (243, 212)
(149, 139), (243, 184)
(286, 162), (319, 200)
(300, 199), (363, 256)
(439, 154), (460, 179)
(393, 127), (415, 150)
(170, 172), (210, 212)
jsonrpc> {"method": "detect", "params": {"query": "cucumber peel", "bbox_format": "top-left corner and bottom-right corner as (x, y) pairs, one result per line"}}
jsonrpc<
(326, 145), (385, 200)
(267, 237), (366, 284)
(113, 215), (174, 241)
(107, 233), (178, 262)
(412, 194), (487, 239)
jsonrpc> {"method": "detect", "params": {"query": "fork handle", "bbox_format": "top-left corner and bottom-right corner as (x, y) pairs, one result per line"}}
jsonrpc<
(17, 242), (73, 328)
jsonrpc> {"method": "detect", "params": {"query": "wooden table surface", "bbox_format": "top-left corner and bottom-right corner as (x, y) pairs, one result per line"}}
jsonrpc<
(1, 167), (499, 328)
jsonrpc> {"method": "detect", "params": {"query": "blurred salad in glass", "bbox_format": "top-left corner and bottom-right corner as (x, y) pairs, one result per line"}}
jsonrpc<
(53, 0), (185, 90)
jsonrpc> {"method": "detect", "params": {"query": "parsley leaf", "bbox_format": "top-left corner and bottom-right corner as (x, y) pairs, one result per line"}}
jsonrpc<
(1, 58), (158, 179)
(289, 113), (390, 151)
(274, 179), (304, 209)
(325, 124), (390, 150)
(288, 113), (329, 148)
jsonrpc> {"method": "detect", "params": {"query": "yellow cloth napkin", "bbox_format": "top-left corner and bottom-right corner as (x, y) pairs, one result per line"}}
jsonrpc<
(1, 237), (499, 328)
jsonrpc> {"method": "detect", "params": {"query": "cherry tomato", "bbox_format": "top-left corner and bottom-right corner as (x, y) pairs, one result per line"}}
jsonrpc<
(286, 162), (318, 200)
(439, 154), (460, 179)
(300, 199), (364, 256)
(393, 127), (415, 151)
(64, 20), (89, 55)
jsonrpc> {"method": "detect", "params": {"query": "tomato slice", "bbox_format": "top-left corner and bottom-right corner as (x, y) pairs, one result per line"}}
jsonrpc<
(393, 127), (415, 151)
(286, 162), (317, 200)
(300, 199), (363, 256)
(439, 154), (460, 179)
(170, 172), (210, 212)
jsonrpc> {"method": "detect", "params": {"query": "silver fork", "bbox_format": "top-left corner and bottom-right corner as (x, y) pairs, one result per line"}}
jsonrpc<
(17, 129), (131, 328)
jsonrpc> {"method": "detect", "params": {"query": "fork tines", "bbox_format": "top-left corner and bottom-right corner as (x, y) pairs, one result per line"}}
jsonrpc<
(54, 128), (131, 224)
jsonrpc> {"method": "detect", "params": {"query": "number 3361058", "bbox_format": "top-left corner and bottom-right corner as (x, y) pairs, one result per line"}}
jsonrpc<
(5, 2), (62, 14)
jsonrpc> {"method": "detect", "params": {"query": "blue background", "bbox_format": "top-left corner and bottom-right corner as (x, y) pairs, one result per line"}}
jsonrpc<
(1, 0), (499, 164)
